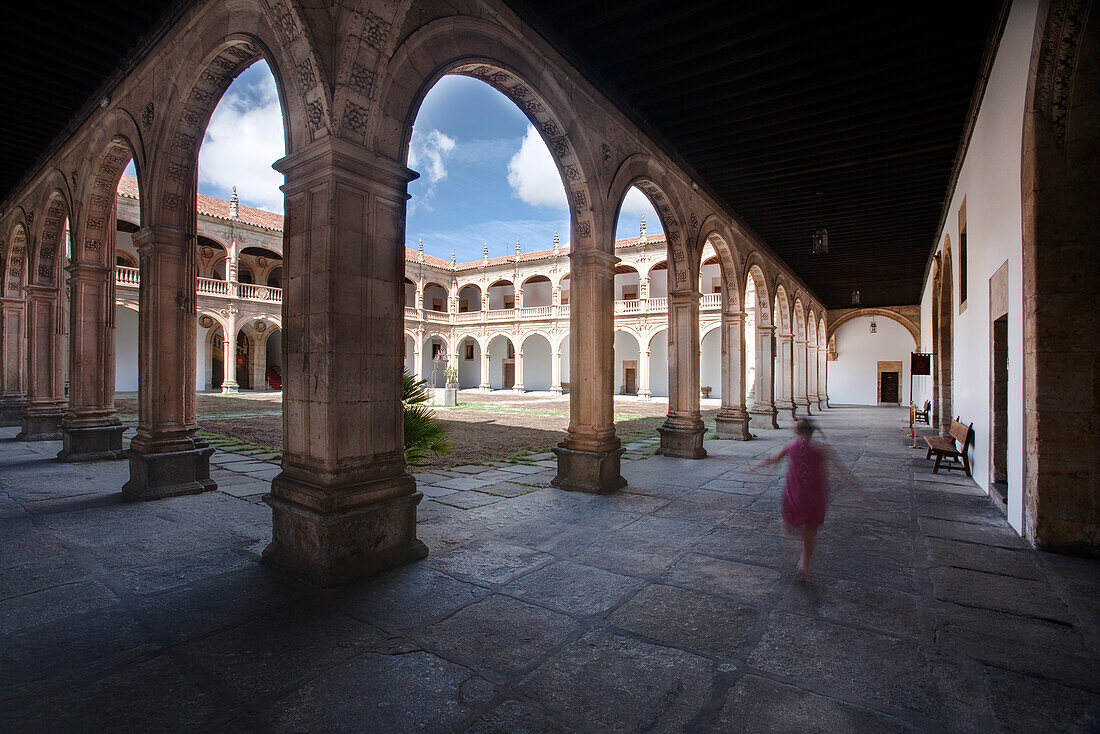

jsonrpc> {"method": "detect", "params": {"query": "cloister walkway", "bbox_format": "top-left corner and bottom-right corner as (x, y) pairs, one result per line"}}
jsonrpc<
(1, 407), (1097, 732)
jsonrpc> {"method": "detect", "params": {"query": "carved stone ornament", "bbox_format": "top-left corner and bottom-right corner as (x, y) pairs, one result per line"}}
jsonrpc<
(257, 256), (268, 268)
(142, 102), (155, 130)
(201, 246), (213, 259)
(199, 315), (214, 328)
(256, 321), (267, 333)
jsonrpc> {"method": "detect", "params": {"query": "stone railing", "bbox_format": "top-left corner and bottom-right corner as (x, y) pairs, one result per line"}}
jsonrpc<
(116, 268), (283, 304)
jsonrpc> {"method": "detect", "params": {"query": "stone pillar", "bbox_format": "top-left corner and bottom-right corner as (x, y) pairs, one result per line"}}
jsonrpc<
(659, 289), (706, 458)
(122, 226), (215, 500)
(0, 297), (27, 426)
(775, 332), (796, 420)
(513, 350), (525, 393)
(637, 348), (651, 399)
(715, 311), (751, 440)
(0, 303), (23, 406)
(807, 344), (819, 408)
(749, 324), (779, 429)
(262, 140), (426, 586)
(479, 352), (490, 391)
(516, 287), (524, 310)
(794, 338), (811, 415)
(220, 305), (239, 393)
(59, 261), (125, 461)
(18, 286), (65, 439)
(820, 348), (829, 408)
(551, 349), (562, 395)
(553, 248), (625, 493)
(639, 276), (649, 300)
(412, 341), (423, 383)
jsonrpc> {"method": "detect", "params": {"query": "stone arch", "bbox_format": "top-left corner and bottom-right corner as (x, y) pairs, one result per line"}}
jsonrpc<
(700, 321), (723, 340)
(612, 324), (644, 345)
(76, 127), (142, 268)
(148, 9), (316, 233)
(827, 308), (920, 348)
(521, 330), (555, 350)
(773, 284), (793, 337)
(793, 298), (807, 341)
(743, 258), (773, 327)
(697, 216), (743, 313)
(607, 155), (695, 288)
(29, 175), (73, 289)
(455, 332), (486, 353)
(3, 217), (31, 298)
(376, 17), (597, 251)
(807, 309), (819, 347)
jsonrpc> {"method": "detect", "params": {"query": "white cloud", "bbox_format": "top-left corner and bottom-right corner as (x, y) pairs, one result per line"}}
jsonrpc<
(617, 185), (663, 235)
(407, 129), (456, 214)
(507, 125), (567, 209)
(198, 73), (286, 212)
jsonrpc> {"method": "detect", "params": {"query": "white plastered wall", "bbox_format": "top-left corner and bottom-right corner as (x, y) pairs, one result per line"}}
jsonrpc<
(115, 306), (139, 392)
(828, 317), (916, 405)
(918, 0), (1036, 533)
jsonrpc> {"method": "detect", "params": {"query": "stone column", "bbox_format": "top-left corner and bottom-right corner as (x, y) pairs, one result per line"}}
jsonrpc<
(659, 289), (706, 458)
(637, 348), (651, 399)
(820, 347), (829, 408)
(794, 338), (811, 415)
(551, 348), (563, 395)
(18, 285), (65, 439)
(552, 247), (625, 493)
(775, 332), (796, 420)
(479, 352), (490, 391)
(220, 305), (239, 393)
(749, 324), (779, 429)
(715, 311), (751, 440)
(516, 287), (524, 310)
(122, 225), (215, 500)
(0, 297), (27, 426)
(59, 260), (125, 460)
(513, 349), (525, 393)
(262, 139), (426, 586)
(807, 344), (819, 408)
(412, 338), (423, 382)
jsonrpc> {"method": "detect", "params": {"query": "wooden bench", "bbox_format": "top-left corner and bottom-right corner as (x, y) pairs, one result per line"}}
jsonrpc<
(914, 400), (931, 424)
(923, 418), (973, 477)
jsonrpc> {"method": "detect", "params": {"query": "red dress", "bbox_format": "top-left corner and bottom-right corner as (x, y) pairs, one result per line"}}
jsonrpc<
(781, 438), (829, 528)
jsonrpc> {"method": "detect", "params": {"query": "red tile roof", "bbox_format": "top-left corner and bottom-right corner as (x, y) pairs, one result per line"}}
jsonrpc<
(117, 175), (666, 266)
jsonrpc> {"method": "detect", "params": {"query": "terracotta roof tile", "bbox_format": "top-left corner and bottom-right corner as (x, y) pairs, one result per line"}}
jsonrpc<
(117, 175), (667, 266)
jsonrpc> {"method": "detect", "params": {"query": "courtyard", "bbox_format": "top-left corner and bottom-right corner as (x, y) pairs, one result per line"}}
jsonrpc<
(1, 405), (1097, 732)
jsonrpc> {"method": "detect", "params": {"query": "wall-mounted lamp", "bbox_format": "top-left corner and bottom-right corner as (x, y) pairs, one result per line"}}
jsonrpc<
(870, 318), (877, 334)
(851, 290), (861, 305)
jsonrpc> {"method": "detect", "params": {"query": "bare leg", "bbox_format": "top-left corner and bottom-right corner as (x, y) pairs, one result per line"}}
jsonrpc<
(798, 525), (818, 577)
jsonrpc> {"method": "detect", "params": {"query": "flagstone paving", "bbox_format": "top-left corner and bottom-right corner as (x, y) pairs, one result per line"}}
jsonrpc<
(1, 406), (1098, 732)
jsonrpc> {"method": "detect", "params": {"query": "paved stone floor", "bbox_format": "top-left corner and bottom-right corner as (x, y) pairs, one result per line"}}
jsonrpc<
(1, 406), (1098, 732)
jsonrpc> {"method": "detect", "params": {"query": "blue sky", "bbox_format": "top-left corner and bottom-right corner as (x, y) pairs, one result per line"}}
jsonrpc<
(177, 63), (661, 262)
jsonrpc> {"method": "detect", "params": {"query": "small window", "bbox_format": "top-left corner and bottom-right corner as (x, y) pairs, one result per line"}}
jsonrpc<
(622, 288), (638, 300)
(432, 299), (443, 312)
(507, 342), (515, 359)
(465, 344), (475, 360)
(431, 342), (443, 359)
(504, 297), (515, 309)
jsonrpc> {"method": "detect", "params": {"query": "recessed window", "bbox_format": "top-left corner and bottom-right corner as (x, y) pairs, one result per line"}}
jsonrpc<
(959, 226), (968, 305)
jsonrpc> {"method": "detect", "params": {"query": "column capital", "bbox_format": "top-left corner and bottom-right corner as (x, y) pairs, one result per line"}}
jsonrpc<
(568, 247), (619, 270)
(668, 289), (701, 303)
(132, 224), (192, 253)
(274, 137), (418, 196)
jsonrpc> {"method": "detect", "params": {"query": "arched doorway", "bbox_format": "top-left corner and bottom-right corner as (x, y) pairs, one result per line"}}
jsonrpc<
(264, 328), (283, 390)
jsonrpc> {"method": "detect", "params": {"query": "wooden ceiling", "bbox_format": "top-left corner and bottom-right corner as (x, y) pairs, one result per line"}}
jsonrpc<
(1, 1), (1003, 308)
(504, 0), (1005, 307)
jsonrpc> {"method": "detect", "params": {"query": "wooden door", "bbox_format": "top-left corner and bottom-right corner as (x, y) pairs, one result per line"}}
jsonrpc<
(881, 371), (899, 403)
(624, 367), (637, 395)
(503, 361), (515, 389)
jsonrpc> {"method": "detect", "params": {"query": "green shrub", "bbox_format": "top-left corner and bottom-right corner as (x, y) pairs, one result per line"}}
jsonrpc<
(403, 371), (453, 466)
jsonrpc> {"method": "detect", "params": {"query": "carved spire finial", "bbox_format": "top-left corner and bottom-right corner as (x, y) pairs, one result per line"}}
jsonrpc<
(450, 248), (456, 269)
(515, 238), (521, 259)
(229, 186), (239, 220)
(639, 213), (647, 243)
(482, 242), (489, 262)
(553, 229), (560, 253)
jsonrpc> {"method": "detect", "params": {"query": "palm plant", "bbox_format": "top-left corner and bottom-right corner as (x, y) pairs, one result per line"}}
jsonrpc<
(403, 370), (453, 466)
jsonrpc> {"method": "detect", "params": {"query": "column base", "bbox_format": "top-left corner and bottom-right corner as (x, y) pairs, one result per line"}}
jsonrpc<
(551, 445), (626, 494)
(0, 398), (26, 427)
(263, 473), (427, 586)
(17, 412), (64, 441)
(657, 424), (708, 458)
(513, 386), (525, 394)
(551, 386), (563, 396)
(797, 400), (812, 416)
(776, 401), (798, 420)
(637, 389), (651, 400)
(749, 407), (780, 430)
(122, 446), (217, 500)
(221, 384), (239, 395)
(57, 425), (127, 462)
(715, 412), (752, 440)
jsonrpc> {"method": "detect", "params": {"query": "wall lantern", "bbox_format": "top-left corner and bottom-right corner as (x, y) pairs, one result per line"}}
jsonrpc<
(851, 290), (861, 305)
(870, 318), (878, 334)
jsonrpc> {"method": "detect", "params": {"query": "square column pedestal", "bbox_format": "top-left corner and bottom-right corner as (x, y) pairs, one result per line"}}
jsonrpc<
(58, 425), (127, 462)
(264, 472), (428, 586)
(552, 444), (627, 494)
(0, 397), (25, 427)
(122, 445), (218, 501)
(17, 409), (64, 441)
(715, 410), (752, 440)
(657, 424), (707, 458)
(748, 408), (780, 430)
